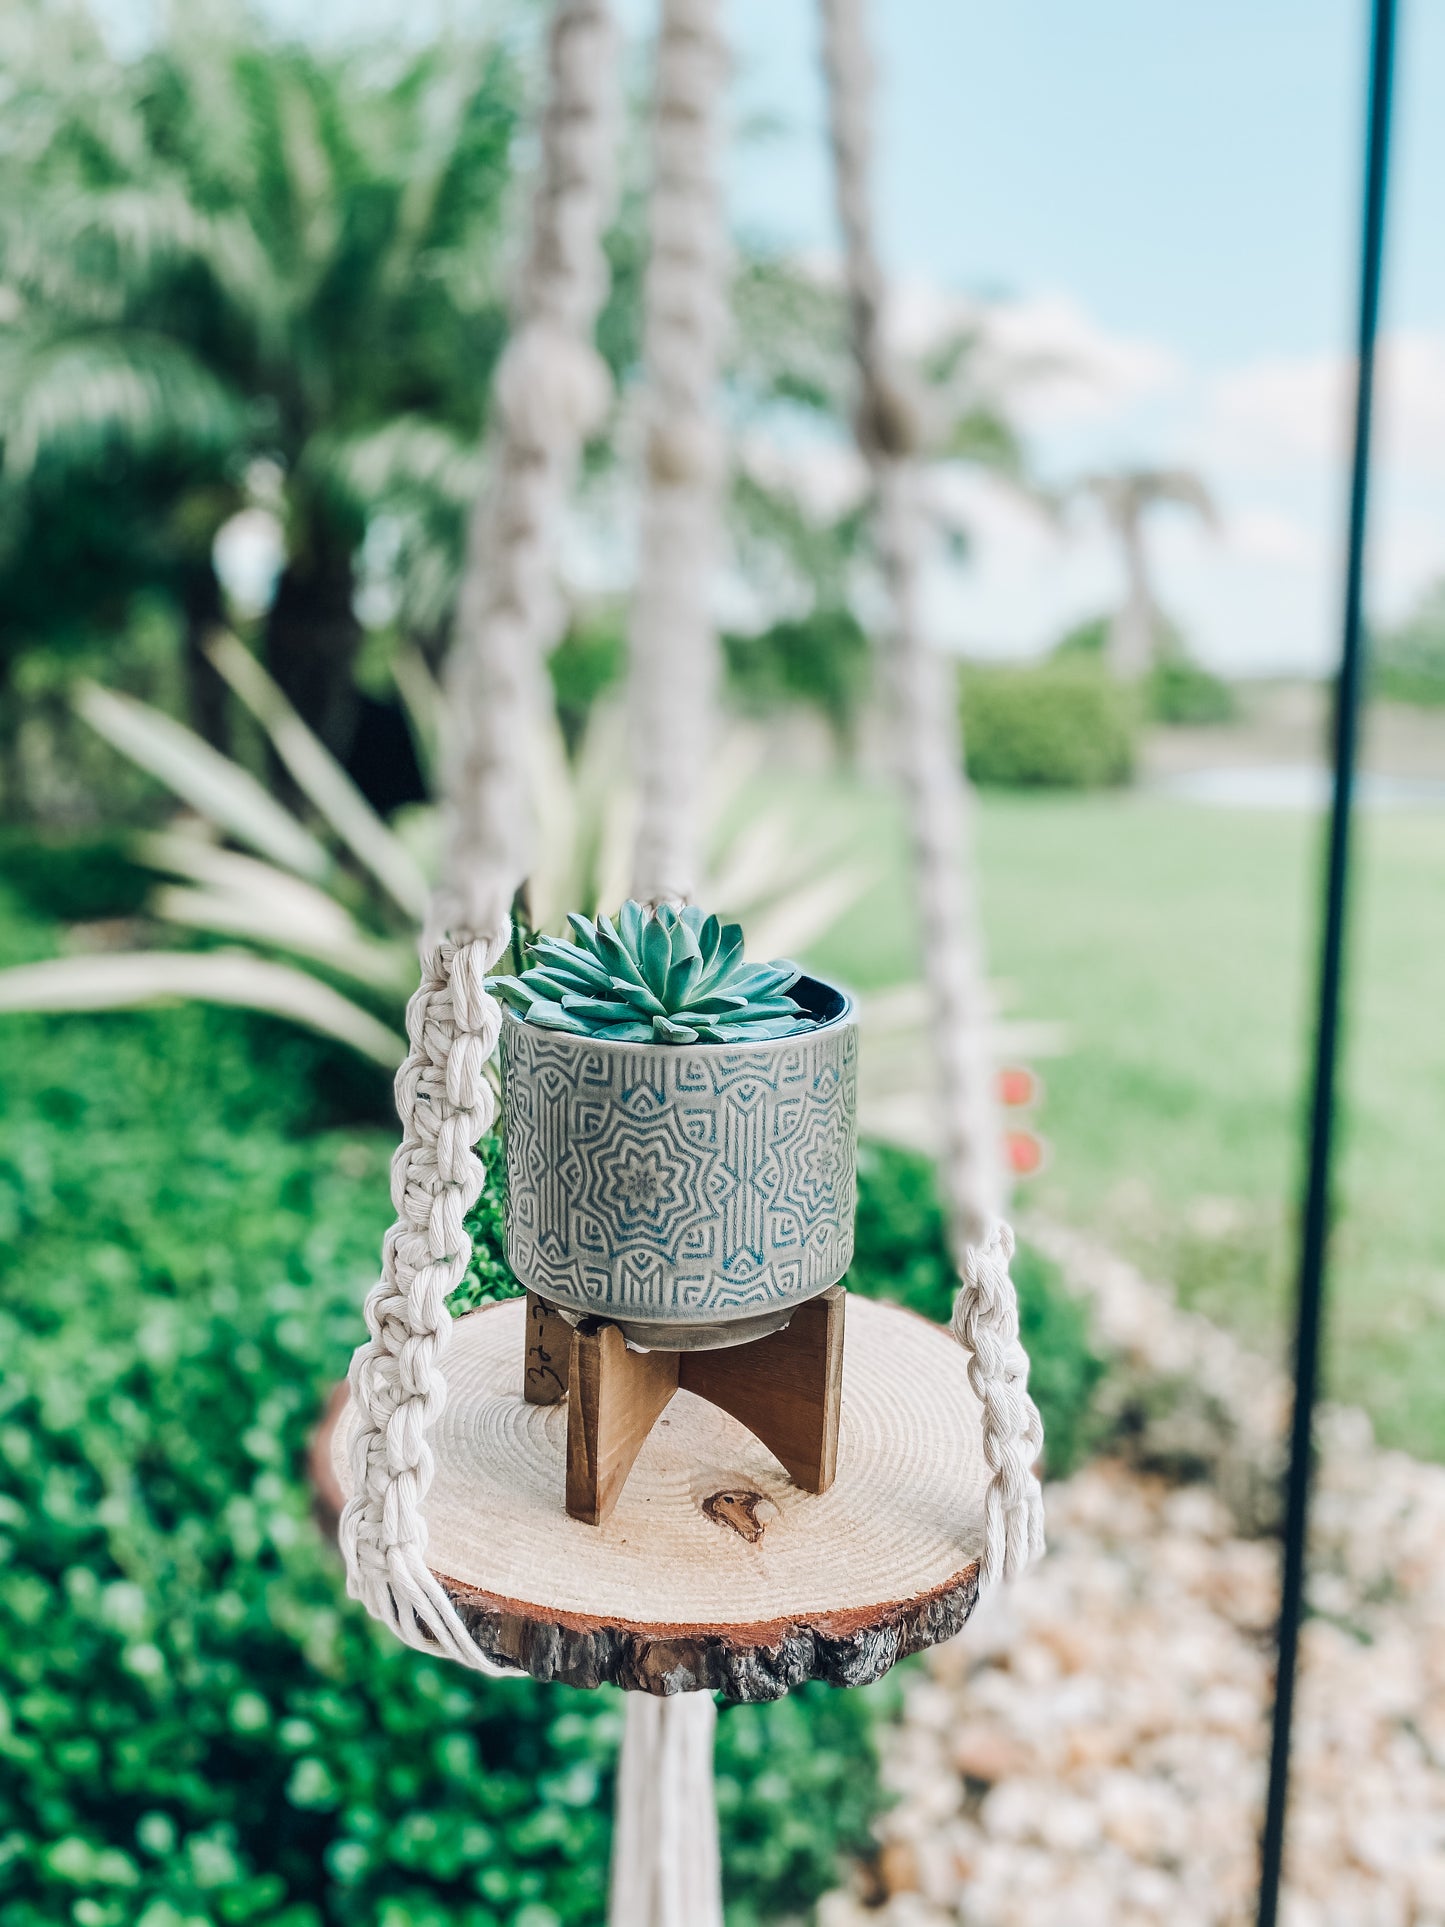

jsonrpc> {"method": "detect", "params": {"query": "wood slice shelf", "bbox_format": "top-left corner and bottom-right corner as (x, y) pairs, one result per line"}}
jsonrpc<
(319, 1293), (990, 1702)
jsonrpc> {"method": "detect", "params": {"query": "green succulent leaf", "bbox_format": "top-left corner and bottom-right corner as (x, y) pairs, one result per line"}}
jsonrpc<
(653, 1015), (699, 1043)
(492, 899), (818, 1046)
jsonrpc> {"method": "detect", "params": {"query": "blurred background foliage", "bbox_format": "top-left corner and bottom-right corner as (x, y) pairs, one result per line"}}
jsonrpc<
(960, 659), (1138, 791)
(1373, 575), (1445, 708)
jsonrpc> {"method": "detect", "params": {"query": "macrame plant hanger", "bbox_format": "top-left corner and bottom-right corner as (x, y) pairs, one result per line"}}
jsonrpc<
(819, 0), (1045, 1587)
(339, 0), (620, 1678)
(608, 0), (729, 1922)
(335, 1), (1043, 1923)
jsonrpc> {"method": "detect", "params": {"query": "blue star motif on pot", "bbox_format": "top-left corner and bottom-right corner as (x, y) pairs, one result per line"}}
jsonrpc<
(559, 1104), (717, 1258)
(610, 1145), (672, 1221)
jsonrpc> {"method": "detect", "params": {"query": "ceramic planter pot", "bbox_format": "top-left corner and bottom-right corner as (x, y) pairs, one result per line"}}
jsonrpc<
(500, 974), (858, 1349)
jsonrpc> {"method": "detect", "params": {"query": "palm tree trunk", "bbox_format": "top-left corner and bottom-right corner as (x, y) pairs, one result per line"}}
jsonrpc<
(1107, 518), (1157, 680)
(263, 520), (362, 763)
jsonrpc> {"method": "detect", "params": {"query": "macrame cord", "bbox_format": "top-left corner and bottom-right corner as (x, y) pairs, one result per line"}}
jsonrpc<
(339, 0), (619, 1670)
(819, 0), (1045, 1590)
(610, 1), (730, 1921)
(627, 0), (729, 910)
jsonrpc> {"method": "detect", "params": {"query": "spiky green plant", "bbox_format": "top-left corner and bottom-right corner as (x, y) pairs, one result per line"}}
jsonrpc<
(491, 901), (814, 1045)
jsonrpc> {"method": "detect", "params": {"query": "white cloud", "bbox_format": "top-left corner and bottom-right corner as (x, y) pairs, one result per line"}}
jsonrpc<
(1227, 506), (1321, 566)
(973, 291), (1182, 429)
(727, 269), (1445, 673)
(888, 280), (1182, 432)
(1203, 331), (1445, 480)
(1207, 352), (1349, 469)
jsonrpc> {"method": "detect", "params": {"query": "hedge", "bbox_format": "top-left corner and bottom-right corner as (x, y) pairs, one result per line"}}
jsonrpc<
(1052, 614), (1236, 729)
(960, 659), (1138, 789)
(722, 609), (873, 749)
(1374, 579), (1445, 706)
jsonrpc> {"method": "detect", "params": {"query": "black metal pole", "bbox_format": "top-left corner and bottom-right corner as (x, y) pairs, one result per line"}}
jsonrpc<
(1256, 2), (1398, 1921)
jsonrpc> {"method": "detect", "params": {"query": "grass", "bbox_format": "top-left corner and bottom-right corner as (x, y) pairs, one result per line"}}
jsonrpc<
(789, 775), (1445, 1459)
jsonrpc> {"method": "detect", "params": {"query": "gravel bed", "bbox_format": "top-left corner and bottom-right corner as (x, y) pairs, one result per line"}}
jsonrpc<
(820, 1227), (1445, 1927)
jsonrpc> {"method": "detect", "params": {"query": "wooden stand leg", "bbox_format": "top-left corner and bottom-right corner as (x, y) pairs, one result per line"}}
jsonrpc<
(680, 1285), (845, 1494)
(566, 1322), (680, 1526)
(523, 1291), (573, 1405)
(525, 1286), (848, 1526)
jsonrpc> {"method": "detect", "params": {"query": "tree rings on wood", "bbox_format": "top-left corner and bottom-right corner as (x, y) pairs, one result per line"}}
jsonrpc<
(324, 1293), (989, 1701)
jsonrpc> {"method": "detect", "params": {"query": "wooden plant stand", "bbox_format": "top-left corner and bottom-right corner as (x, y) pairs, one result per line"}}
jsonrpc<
(319, 1292), (992, 1699)
(523, 1287), (846, 1527)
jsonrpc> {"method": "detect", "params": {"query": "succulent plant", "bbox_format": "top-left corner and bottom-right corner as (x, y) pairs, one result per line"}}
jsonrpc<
(491, 900), (814, 1044)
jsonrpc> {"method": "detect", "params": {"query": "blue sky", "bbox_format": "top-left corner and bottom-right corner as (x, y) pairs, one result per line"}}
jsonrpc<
(725, 0), (1421, 367)
(103, 0), (1445, 672)
(708, 0), (1445, 673)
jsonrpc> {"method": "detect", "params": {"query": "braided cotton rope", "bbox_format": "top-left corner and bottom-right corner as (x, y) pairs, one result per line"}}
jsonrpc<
(609, 1693), (723, 1926)
(339, 0), (619, 1667)
(611, 2), (730, 1919)
(627, 0), (729, 909)
(819, 0), (1044, 1587)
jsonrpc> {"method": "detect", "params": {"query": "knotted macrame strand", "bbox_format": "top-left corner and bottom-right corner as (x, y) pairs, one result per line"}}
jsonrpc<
(819, 0), (1045, 1590)
(610, 0), (731, 1920)
(339, 0), (619, 1670)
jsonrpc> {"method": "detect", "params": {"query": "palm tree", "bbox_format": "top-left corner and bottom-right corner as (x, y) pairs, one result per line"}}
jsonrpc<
(1081, 467), (1216, 679)
(726, 262), (1032, 643)
(0, 3), (519, 760)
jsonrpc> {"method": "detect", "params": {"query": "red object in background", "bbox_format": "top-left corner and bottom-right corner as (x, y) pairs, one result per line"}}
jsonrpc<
(1005, 1129), (1046, 1177)
(997, 1066), (1040, 1109)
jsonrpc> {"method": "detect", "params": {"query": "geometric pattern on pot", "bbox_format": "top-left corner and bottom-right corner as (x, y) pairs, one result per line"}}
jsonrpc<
(501, 989), (858, 1331)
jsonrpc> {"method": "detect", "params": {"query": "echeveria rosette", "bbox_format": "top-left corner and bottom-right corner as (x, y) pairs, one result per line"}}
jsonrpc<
(491, 900), (814, 1045)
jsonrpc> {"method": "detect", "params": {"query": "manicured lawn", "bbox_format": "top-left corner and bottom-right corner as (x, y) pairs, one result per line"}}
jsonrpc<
(787, 775), (1445, 1459)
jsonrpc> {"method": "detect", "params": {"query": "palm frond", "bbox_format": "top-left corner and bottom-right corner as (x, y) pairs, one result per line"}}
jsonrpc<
(135, 829), (369, 939)
(3, 183), (277, 335)
(206, 630), (430, 921)
(1082, 467), (1218, 533)
(316, 416), (483, 514)
(150, 884), (410, 993)
(0, 331), (246, 478)
(274, 62), (343, 291)
(75, 682), (331, 882)
(728, 257), (851, 421)
(935, 403), (1025, 477)
(0, 950), (404, 1068)
(134, 829), (414, 994)
(379, 44), (490, 290)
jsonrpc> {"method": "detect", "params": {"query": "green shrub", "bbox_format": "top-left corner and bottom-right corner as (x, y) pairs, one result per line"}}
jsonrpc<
(722, 608), (872, 748)
(0, 830), (152, 924)
(0, 887), (890, 1927)
(1374, 578), (1445, 706)
(2, 874), (1108, 1927)
(1148, 657), (1236, 726)
(546, 619), (627, 755)
(1052, 614), (1110, 661)
(1053, 612), (1235, 727)
(960, 659), (1137, 789)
